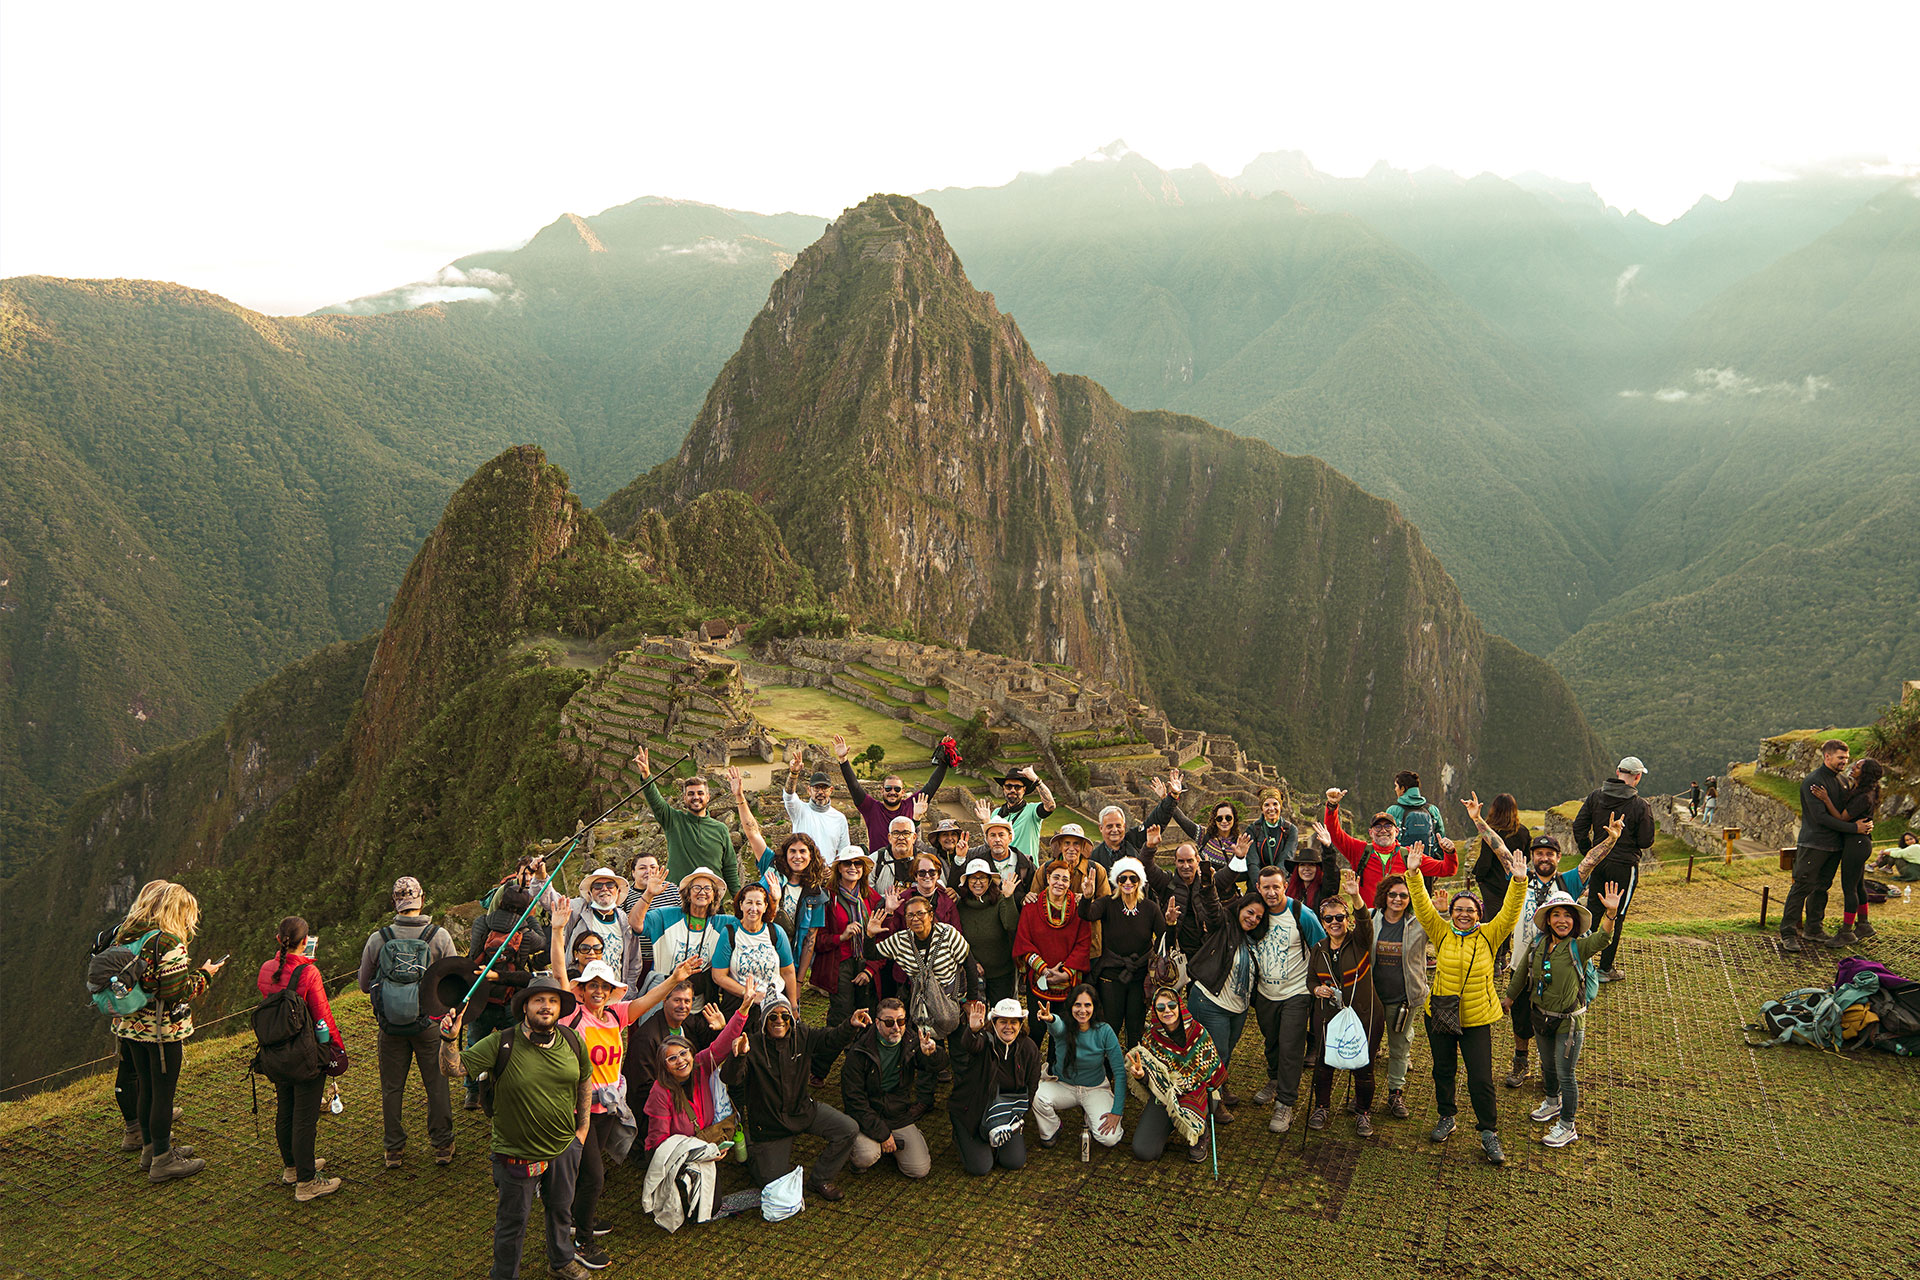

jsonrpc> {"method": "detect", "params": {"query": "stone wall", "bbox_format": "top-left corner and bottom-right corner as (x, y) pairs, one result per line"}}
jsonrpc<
(1716, 776), (1798, 852)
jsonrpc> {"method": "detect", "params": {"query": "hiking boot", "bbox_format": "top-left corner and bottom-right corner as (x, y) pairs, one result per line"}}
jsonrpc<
(1598, 968), (1625, 984)
(284, 1158), (328, 1184)
(590, 1219), (612, 1237)
(1355, 1111), (1374, 1138)
(1387, 1090), (1410, 1119)
(147, 1148), (205, 1183)
(384, 1149), (404, 1169)
(1802, 926), (1831, 943)
(294, 1175), (340, 1202)
(1854, 920), (1878, 940)
(1530, 1098), (1562, 1123)
(1503, 1056), (1527, 1088)
(1187, 1122), (1210, 1162)
(432, 1141), (456, 1165)
(1307, 1105), (1329, 1131)
(1429, 1115), (1456, 1143)
(1253, 1078), (1279, 1106)
(120, 1122), (143, 1152)
(1215, 1104), (1235, 1124)
(806, 1177), (844, 1202)
(1778, 931), (1804, 954)
(573, 1242), (611, 1270)
(550, 1262), (594, 1280)
(139, 1143), (194, 1171)
(1825, 927), (1856, 949)
(1038, 1131), (1061, 1149)
(1219, 1085), (1242, 1108)
(1268, 1102), (1294, 1134)
(1480, 1130), (1506, 1165)
(1543, 1120), (1579, 1148)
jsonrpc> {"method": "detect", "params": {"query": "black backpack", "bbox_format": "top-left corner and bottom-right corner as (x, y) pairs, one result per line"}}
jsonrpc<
(478, 1023), (588, 1118)
(250, 984), (327, 1084)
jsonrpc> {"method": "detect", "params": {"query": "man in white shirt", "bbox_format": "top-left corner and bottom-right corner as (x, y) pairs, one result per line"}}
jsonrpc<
(782, 759), (852, 862)
(1247, 863), (1327, 1134)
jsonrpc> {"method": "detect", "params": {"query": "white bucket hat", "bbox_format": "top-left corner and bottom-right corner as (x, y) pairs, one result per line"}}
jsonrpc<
(835, 846), (873, 865)
(962, 858), (993, 878)
(1049, 823), (1092, 848)
(1532, 890), (1592, 936)
(574, 959), (629, 994)
(678, 867), (729, 900)
(988, 997), (1027, 1021)
(579, 866), (630, 900)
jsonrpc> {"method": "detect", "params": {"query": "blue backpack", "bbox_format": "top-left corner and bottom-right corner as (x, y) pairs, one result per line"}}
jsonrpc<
(1397, 804), (1436, 851)
(87, 928), (162, 1017)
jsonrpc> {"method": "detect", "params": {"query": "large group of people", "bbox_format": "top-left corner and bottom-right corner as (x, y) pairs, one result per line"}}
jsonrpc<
(107, 741), (1907, 1279)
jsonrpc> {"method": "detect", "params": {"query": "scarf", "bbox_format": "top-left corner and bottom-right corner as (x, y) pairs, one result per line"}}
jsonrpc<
(836, 885), (870, 928)
(1128, 998), (1220, 1144)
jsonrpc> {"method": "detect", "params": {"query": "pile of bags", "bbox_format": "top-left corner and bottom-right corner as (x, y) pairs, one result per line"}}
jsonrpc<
(1746, 957), (1920, 1055)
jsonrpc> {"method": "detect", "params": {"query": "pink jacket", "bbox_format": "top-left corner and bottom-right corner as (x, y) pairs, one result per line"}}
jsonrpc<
(256, 954), (342, 1046)
(643, 1005), (748, 1150)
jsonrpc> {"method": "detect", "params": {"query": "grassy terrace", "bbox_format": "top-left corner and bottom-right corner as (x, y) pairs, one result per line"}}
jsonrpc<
(6, 891), (1914, 1278)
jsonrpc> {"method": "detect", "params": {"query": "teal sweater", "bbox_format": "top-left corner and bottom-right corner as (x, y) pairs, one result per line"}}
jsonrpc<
(1044, 1017), (1126, 1113)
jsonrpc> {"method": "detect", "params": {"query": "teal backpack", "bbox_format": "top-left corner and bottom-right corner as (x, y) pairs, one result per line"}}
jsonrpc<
(87, 928), (162, 1017)
(1744, 987), (1850, 1050)
(372, 923), (443, 1033)
(1397, 804), (1436, 851)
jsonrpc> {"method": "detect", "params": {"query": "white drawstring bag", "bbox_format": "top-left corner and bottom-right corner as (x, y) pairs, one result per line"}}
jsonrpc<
(761, 1163), (805, 1222)
(1319, 949), (1372, 1070)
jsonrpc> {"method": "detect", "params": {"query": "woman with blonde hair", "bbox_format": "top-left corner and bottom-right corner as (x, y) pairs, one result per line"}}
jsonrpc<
(109, 880), (173, 1153)
(113, 882), (223, 1182)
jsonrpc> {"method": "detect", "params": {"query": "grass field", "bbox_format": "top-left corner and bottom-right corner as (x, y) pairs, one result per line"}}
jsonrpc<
(751, 684), (938, 791)
(5, 866), (1916, 1279)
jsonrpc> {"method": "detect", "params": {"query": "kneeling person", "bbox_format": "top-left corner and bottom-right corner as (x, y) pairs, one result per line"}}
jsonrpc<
(722, 994), (869, 1200)
(841, 998), (947, 1179)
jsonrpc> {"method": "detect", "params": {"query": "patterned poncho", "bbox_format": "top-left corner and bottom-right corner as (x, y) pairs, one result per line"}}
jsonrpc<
(1125, 995), (1224, 1145)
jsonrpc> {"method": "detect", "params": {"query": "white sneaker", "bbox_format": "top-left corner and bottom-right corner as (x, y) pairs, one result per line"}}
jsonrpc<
(1542, 1121), (1578, 1148)
(1529, 1098), (1562, 1123)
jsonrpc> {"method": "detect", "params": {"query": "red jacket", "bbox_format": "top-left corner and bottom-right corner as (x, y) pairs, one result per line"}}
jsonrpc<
(1013, 895), (1091, 1006)
(256, 954), (342, 1045)
(812, 889), (883, 992)
(1324, 804), (1459, 905)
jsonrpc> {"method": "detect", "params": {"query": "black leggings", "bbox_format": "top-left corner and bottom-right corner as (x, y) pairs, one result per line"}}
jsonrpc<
(1841, 835), (1873, 914)
(116, 1039), (140, 1125)
(1426, 1017), (1498, 1133)
(127, 1039), (183, 1153)
(274, 1076), (325, 1179)
(573, 1111), (618, 1242)
(1099, 976), (1146, 1049)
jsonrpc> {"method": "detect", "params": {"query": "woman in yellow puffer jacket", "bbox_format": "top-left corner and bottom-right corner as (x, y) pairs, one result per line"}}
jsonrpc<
(1406, 827), (1526, 1165)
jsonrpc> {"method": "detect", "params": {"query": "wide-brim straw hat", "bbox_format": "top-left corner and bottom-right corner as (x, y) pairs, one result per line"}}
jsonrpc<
(1532, 890), (1592, 936)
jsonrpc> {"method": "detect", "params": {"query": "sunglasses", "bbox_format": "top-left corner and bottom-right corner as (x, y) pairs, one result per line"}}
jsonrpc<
(883, 785), (903, 793)
(1387, 890), (1410, 899)
(878, 1016), (907, 1027)
(1154, 1002), (1179, 1013)
(915, 869), (938, 878)
(1117, 874), (1140, 884)
(1322, 914), (1348, 924)
(575, 942), (604, 954)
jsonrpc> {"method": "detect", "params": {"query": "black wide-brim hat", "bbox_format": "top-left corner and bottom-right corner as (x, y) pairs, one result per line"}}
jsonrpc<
(510, 973), (578, 1020)
(423, 955), (527, 1020)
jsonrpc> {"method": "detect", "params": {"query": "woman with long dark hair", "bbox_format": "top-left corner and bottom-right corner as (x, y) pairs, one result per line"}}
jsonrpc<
(1811, 757), (1885, 945)
(1031, 984), (1125, 1151)
(256, 916), (341, 1201)
(1184, 891), (1266, 1119)
(1198, 800), (1242, 872)
(1473, 794), (1531, 937)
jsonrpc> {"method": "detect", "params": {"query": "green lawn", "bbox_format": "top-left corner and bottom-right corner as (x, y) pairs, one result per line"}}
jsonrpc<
(751, 684), (935, 789)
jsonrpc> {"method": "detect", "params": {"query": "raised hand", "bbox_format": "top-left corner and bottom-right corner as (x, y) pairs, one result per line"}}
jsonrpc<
(732, 1034), (750, 1057)
(955, 830), (970, 858)
(851, 1007), (873, 1028)
(1324, 787), (1346, 805)
(912, 793), (929, 821)
(1163, 899), (1180, 926)
(553, 896), (572, 924)
(1126, 1051), (1145, 1080)
(702, 1003), (726, 1031)
(1167, 768), (1185, 796)
(1234, 831), (1252, 858)
(1605, 812), (1624, 841)
(973, 798), (993, 824)
(632, 745), (651, 776)
(649, 865), (668, 896)
(1340, 867), (1360, 899)
(671, 956), (702, 984)
(883, 887), (901, 912)
(1503, 842), (1527, 878)
(918, 1028), (939, 1056)
(1144, 824), (1162, 850)
(727, 764), (745, 795)
(1020, 765), (1040, 784)
(1409, 840), (1427, 860)
(1001, 871), (1018, 898)
(1463, 791), (1483, 825)
(741, 975), (761, 1007)
(1600, 882), (1624, 915)
(967, 1000), (986, 1032)
(1150, 775), (1168, 800)
(832, 734), (850, 762)
(1312, 821), (1332, 846)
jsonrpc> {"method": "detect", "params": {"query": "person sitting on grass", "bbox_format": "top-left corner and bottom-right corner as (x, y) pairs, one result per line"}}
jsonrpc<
(642, 981), (751, 1155)
(1507, 884), (1624, 1150)
(1871, 832), (1920, 882)
(1404, 832), (1528, 1166)
(947, 997), (1043, 1176)
(1031, 984), (1126, 1152)
(1126, 987), (1225, 1164)
(722, 992), (870, 1201)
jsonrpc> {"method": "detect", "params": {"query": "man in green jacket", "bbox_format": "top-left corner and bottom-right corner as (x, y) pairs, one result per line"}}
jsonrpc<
(632, 745), (741, 895)
(1386, 771), (1455, 861)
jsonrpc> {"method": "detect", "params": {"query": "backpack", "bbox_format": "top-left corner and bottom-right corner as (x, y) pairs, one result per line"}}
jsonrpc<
(372, 923), (442, 1034)
(87, 928), (162, 1018)
(1862, 879), (1892, 904)
(1527, 934), (1600, 1011)
(1397, 804), (1436, 851)
(478, 1023), (588, 1118)
(1744, 987), (1845, 1050)
(251, 982), (327, 1083)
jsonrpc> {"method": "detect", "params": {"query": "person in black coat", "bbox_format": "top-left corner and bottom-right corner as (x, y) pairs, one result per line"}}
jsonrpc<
(722, 994), (868, 1199)
(1570, 757), (1657, 979)
(947, 998), (1042, 1176)
(1157, 842), (1224, 957)
(841, 998), (948, 1179)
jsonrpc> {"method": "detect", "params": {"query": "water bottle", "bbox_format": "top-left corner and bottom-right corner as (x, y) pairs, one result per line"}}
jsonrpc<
(316, 1020), (332, 1044)
(1080, 1127), (1091, 1162)
(1905, 885), (1912, 903)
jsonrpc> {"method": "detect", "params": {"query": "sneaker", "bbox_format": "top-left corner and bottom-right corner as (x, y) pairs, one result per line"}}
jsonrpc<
(148, 1149), (206, 1183)
(1802, 926), (1831, 943)
(120, 1122), (143, 1152)
(432, 1141), (456, 1165)
(1503, 1058), (1527, 1088)
(550, 1262), (594, 1280)
(1598, 968), (1625, 983)
(1307, 1105), (1329, 1130)
(1826, 927), (1856, 949)
(384, 1149), (404, 1170)
(1387, 1090), (1410, 1119)
(1268, 1103), (1294, 1134)
(573, 1243), (611, 1270)
(1778, 931), (1803, 954)
(1038, 1132), (1061, 1149)
(591, 1219), (612, 1237)
(1253, 1078), (1279, 1106)
(1530, 1098), (1562, 1123)
(1429, 1115), (1456, 1143)
(1480, 1130), (1506, 1165)
(806, 1177), (844, 1202)
(1855, 920), (1878, 940)
(294, 1175), (340, 1202)
(1543, 1120), (1579, 1148)
(285, 1158), (329, 1184)
(1355, 1112), (1374, 1137)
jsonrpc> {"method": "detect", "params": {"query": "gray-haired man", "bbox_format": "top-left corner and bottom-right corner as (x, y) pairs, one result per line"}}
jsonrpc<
(358, 875), (458, 1167)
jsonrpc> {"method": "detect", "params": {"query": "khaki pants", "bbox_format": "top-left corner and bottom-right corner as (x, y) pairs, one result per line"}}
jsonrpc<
(849, 1123), (932, 1178)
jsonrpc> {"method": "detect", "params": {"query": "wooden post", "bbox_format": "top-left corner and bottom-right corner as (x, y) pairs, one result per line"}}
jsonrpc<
(1760, 885), (1770, 929)
(1686, 854), (1695, 884)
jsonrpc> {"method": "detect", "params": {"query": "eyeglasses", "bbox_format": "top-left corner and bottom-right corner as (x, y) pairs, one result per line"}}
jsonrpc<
(877, 1016), (907, 1027)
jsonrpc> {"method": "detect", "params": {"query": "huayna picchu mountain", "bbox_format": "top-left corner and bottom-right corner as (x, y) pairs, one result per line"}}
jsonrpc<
(601, 195), (1611, 804)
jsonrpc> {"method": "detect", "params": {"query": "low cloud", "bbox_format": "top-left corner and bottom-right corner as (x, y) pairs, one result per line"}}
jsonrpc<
(659, 238), (750, 264)
(1613, 263), (1641, 306)
(327, 264), (519, 315)
(1619, 367), (1832, 403)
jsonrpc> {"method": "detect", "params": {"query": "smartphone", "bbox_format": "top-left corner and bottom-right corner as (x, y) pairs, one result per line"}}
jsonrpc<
(213, 954), (230, 966)
(303, 936), (318, 958)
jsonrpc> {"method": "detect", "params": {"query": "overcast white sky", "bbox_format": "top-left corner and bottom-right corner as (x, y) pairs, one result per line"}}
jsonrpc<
(3, 0), (1915, 315)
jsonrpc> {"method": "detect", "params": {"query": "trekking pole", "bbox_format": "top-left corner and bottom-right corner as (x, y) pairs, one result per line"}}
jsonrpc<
(456, 749), (693, 1010)
(1210, 1093), (1219, 1180)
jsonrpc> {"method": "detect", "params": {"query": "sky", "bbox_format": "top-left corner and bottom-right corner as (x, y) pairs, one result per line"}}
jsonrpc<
(3, 0), (1915, 316)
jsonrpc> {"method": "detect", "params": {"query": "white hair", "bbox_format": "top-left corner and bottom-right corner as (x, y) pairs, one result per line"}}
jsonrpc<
(1098, 806), (1128, 824)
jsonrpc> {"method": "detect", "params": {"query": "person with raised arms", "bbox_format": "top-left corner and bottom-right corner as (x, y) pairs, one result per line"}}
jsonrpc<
(734, 764), (830, 982)
(639, 868), (739, 1010)
(781, 753), (852, 862)
(632, 744), (740, 897)
(834, 732), (951, 853)
(947, 997), (1043, 1176)
(1507, 883), (1625, 1149)
(1319, 787), (1461, 906)
(984, 764), (1057, 862)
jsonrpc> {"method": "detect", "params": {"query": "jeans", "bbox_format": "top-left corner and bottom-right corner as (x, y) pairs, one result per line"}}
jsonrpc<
(378, 1025), (453, 1151)
(489, 1140), (581, 1280)
(1252, 991), (1313, 1106)
(1380, 1001), (1416, 1091)
(1100, 975), (1147, 1049)
(1033, 1080), (1121, 1144)
(1782, 845), (1842, 935)
(1186, 986), (1249, 1083)
(274, 1076), (325, 1179)
(126, 1039), (182, 1153)
(745, 1103), (860, 1185)
(850, 1124), (932, 1178)
(1427, 1017), (1497, 1133)
(1586, 864), (1636, 969)
(572, 1111), (619, 1243)
(1537, 1012), (1585, 1123)
(951, 1116), (1027, 1175)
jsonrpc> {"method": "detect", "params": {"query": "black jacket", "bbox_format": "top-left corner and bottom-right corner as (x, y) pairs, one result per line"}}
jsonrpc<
(1087, 794), (1193, 873)
(1156, 869), (1223, 954)
(945, 1025), (1042, 1139)
(722, 1005), (861, 1141)
(839, 1026), (948, 1141)
(1572, 780), (1655, 869)
(1796, 764), (1860, 852)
